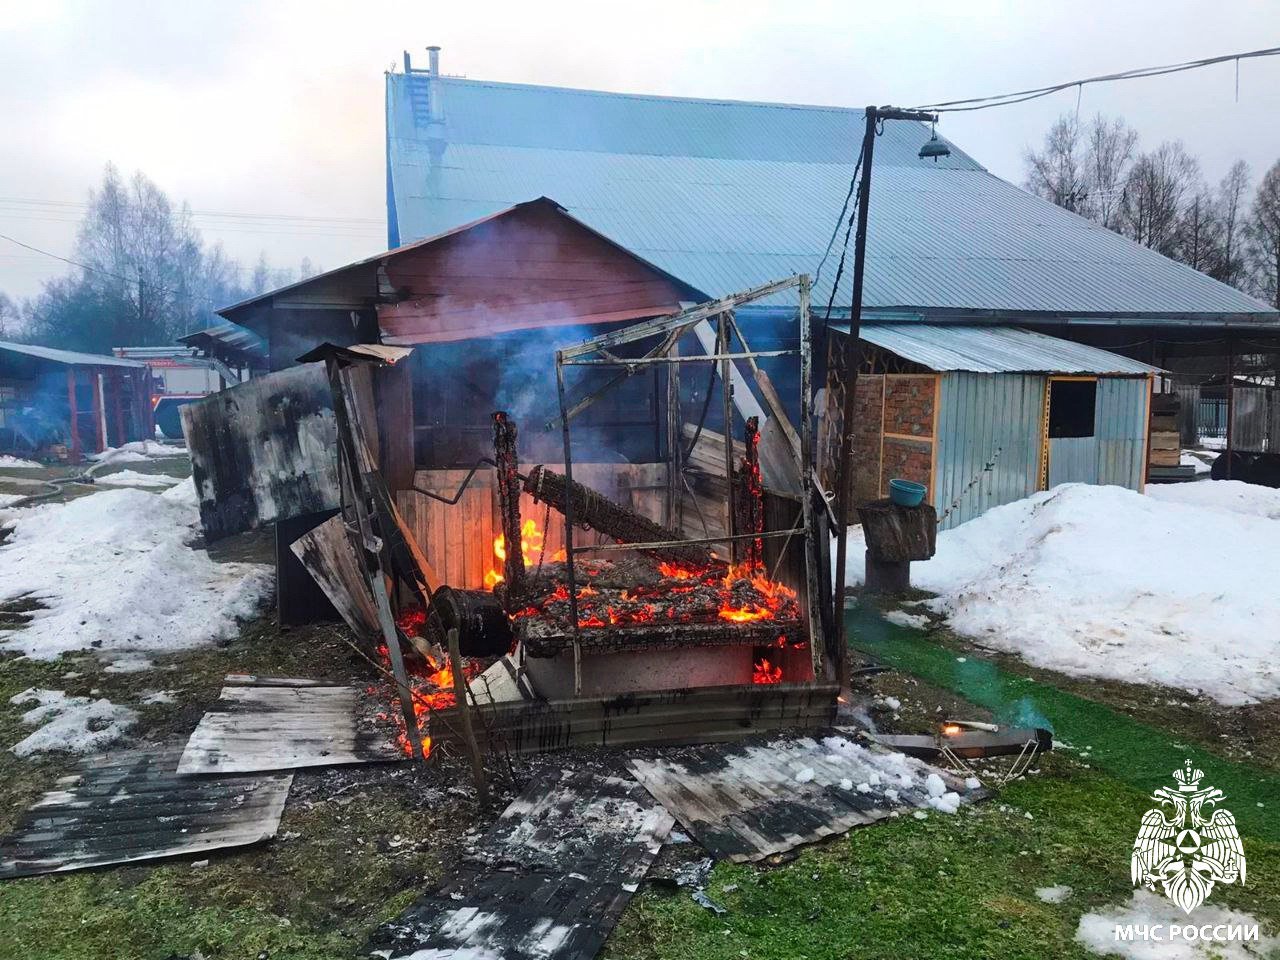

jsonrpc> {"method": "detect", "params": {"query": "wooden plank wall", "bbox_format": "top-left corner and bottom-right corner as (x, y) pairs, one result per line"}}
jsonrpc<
(396, 463), (668, 590)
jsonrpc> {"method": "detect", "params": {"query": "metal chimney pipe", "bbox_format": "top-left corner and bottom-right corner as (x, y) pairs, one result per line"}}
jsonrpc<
(427, 45), (440, 77)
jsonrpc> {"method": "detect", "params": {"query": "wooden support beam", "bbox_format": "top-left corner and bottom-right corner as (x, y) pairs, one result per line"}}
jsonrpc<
(65, 368), (79, 461)
(559, 275), (802, 360)
(446, 627), (488, 805)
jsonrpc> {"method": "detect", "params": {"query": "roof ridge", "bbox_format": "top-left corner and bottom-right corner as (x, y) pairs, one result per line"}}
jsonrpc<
(408, 73), (870, 117)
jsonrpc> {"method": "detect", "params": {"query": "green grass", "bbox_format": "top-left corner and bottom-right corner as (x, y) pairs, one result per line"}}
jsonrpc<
(607, 755), (1280, 960)
(845, 604), (1280, 841)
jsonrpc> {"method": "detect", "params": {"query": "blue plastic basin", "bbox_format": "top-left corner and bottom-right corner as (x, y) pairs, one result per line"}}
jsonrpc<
(888, 478), (926, 508)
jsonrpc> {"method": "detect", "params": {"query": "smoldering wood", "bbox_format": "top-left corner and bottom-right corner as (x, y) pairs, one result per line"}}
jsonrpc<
(734, 416), (765, 567)
(178, 683), (402, 774)
(325, 353), (423, 759)
(0, 746), (293, 879)
(524, 464), (712, 566)
(492, 411), (527, 600)
(366, 768), (673, 960)
(857, 499), (938, 562)
(289, 514), (381, 638)
(428, 682), (838, 757)
(181, 365), (340, 542)
(627, 736), (972, 863)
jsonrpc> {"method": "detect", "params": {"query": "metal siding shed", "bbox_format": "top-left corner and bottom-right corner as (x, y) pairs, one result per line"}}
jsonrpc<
(935, 372), (1046, 529)
(386, 73), (1278, 324)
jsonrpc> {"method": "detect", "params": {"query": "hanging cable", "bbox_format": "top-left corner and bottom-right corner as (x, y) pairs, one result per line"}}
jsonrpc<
(913, 45), (1280, 113)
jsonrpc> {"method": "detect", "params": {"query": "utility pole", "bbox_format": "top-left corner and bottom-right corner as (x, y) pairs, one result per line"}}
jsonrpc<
(830, 106), (941, 690)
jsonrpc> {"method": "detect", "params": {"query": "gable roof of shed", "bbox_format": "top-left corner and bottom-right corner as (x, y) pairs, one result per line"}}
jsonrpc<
(843, 323), (1160, 375)
(386, 74), (1277, 324)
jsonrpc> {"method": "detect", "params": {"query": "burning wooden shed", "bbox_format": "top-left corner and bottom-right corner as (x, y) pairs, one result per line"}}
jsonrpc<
(186, 202), (839, 753)
(0, 340), (152, 461)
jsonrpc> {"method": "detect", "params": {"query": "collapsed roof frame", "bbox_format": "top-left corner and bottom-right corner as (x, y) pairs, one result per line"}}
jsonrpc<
(553, 274), (834, 691)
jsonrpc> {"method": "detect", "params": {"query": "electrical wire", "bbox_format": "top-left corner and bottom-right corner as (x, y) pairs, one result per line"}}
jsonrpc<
(913, 45), (1280, 114)
(0, 231), (221, 306)
(819, 144), (866, 333)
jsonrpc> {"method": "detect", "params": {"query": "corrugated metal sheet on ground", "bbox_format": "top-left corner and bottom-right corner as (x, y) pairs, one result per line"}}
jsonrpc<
(0, 745), (292, 879)
(386, 74), (1278, 321)
(178, 678), (402, 775)
(848, 324), (1160, 375)
(627, 736), (975, 863)
(367, 767), (673, 960)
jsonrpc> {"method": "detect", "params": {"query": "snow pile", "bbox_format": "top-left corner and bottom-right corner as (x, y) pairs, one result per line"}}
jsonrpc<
(92, 469), (182, 489)
(0, 479), (272, 660)
(0, 455), (41, 469)
(1147, 480), (1280, 521)
(884, 609), (930, 630)
(1075, 890), (1274, 959)
(89, 440), (184, 463)
(846, 483), (1280, 705)
(9, 688), (137, 757)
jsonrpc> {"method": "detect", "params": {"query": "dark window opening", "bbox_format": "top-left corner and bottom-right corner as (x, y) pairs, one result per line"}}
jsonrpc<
(1048, 379), (1097, 438)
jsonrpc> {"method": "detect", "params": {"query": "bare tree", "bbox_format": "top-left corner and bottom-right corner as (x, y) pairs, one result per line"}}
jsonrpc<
(1173, 188), (1224, 273)
(1117, 141), (1200, 256)
(1024, 115), (1088, 213)
(1246, 159), (1280, 309)
(0, 292), (18, 340)
(1083, 114), (1139, 229)
(1213, 160), (1251, 287)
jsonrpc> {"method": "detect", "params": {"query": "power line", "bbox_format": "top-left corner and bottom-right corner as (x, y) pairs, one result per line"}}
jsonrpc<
(0, 232), (139, 286)
(913, 45), (1280, 113)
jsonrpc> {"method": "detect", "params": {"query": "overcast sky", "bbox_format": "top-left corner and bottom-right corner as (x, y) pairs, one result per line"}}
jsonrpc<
(2, 0), (1278, 300)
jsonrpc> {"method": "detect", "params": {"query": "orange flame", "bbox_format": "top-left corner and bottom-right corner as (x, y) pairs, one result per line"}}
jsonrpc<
(753, 657), (783, 684)
(485, 518), (565, 589)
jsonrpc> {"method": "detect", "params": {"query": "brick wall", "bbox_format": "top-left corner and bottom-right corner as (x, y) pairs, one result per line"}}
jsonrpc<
(884, 375), (936, 438)
(849, 375), (883, 508)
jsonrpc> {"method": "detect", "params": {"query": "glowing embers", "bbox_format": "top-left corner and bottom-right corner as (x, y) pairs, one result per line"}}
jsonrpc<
(512, 556), (802, 640)
(374, 636), (482, 758)
(483, 518), (565, 588)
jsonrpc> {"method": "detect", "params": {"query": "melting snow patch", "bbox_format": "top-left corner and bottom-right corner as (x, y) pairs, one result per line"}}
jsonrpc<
(1075, 890), (1274, 959)
(884, 609), (930, 630)
(1036, 885), (1073, 903)
(794, 766), (815, 784)
(9, 688), (137, 757)
(0, 480), (272, 660)
(0, 455), (41, 469)
(140, 690), (177, 705)
(89, 441), (184, 463)
(104, 654), (154, 673)
(92, 470), (181, 489)
(844, 483), (1280, 705)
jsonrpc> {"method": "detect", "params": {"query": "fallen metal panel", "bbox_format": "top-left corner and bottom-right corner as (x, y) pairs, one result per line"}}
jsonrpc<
(367, 767), (674, 960)
(181, 364), (340, 542)
(0, 746), (292, 879)
(289, 514), (380, 638)
(627, 736), (972, 863)
(178, 684), (402, 775)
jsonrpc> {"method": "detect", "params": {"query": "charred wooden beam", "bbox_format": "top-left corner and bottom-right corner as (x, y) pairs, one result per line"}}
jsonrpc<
(734, 416), (765, 568)
(523, 464), (713, 566)
(492, 411), (526, 602)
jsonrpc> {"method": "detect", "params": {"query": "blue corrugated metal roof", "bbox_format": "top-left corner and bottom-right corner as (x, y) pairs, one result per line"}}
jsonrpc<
(847, 323), (1159, 375)
(386, 74), (1277, 323)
